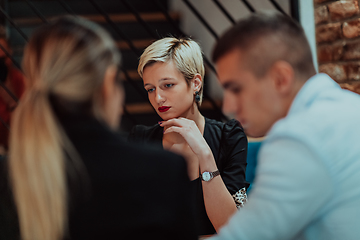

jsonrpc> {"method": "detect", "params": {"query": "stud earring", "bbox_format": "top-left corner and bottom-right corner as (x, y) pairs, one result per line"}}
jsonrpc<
(195, 91), (200, 103)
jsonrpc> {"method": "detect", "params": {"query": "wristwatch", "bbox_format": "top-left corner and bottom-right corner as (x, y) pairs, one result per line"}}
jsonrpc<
(201, 170), (220, 182)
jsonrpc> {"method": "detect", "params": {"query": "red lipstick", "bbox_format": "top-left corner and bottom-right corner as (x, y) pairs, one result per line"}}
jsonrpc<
(158, 106), (171, 112)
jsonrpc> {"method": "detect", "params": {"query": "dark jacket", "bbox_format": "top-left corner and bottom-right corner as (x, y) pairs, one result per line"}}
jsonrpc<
(0, 110), (198, 240)
(0, 155), (20, 240)
(59, 113), (198, 240)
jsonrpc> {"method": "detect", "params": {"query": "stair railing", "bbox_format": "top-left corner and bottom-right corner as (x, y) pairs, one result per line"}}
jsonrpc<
(0, 0), (298, 131)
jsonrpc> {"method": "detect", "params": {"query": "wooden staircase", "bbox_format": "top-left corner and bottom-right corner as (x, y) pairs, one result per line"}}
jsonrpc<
(6, 0), (223, 134)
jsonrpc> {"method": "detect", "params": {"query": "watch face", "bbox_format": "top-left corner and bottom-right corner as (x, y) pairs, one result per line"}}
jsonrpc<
(202, 172), (211, 181)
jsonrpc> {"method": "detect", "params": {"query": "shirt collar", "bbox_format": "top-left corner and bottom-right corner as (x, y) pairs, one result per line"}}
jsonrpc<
(287, 73), (340, 116)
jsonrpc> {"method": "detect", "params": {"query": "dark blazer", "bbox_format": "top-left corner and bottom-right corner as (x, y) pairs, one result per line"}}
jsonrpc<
(0, 156), (20, 240)
(58, 113), (198, 240)
(0, 109), (198, 240)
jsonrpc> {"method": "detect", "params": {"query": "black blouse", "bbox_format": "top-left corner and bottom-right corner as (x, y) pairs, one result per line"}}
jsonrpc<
(129, 118), (249, 235)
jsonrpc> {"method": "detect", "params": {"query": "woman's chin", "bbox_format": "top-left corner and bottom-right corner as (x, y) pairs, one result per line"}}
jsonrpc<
(160, 116), (175, 121)
(158, 112), (180, 121)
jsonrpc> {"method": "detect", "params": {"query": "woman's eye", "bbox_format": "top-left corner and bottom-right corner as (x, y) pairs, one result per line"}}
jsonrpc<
(165, 83), (174, 88)
(146, 88), (155, 93)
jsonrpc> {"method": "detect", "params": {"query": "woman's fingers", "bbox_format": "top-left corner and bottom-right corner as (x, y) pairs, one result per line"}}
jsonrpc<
(163, 125), (182, 135)
(159, 117), (192, 128)
(161, 117), (211, 156)
(160, 118), (199, 135)
(163, 122), (198, 137)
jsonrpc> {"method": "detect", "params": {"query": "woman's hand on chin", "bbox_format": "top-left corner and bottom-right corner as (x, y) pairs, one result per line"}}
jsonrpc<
(160, 117), (211, 157)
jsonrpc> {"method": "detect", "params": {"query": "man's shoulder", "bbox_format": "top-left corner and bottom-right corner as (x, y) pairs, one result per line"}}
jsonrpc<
(269, 79), (360, 141)
(265, 86), (360, 167)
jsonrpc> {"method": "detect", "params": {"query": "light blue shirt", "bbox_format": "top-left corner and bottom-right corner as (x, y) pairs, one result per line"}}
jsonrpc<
(211, 74), (360, 240)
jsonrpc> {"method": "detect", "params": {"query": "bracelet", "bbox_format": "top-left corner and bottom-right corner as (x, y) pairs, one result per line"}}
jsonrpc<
(232, 187), (247, 209)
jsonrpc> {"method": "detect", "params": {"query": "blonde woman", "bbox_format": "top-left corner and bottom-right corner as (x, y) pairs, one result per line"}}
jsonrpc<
(8, 18), (197, 240)
(129, 37), (249, 235)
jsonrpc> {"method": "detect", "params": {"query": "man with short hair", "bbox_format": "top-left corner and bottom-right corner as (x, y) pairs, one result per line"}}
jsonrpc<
(211, 11), (360, 240)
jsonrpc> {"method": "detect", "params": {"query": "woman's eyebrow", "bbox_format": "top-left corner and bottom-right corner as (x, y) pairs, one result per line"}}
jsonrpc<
(159, 77), (176, 81)
(144, 77), (177, 87)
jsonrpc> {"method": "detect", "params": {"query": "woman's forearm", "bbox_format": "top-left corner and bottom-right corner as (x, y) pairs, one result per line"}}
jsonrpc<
(199, 151), (238, 232)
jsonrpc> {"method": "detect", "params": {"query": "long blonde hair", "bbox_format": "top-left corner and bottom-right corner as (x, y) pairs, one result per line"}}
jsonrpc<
(8, 17), (120, 240)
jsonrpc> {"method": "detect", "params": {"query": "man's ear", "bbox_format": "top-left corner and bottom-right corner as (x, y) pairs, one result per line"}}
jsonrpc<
(270, 60), (295, 95)
(192, 73), (203, 92)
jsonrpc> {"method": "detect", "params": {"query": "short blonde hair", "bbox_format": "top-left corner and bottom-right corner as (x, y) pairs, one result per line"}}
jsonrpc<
(138, 37), (205, 105)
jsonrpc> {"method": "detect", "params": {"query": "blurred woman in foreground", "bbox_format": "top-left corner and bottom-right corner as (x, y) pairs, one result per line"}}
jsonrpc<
(8, 17), (196, 240)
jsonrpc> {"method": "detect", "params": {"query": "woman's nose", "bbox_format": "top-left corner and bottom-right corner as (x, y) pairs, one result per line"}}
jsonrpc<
(155, 89), (165, 104)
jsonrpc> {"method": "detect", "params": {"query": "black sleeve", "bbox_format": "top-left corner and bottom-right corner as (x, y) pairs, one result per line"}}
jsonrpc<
(128, 125), (143, 142)
(220, 119), (249, 195)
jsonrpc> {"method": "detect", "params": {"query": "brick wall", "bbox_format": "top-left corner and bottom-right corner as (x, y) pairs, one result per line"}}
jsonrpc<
(315, 0), (360, 94)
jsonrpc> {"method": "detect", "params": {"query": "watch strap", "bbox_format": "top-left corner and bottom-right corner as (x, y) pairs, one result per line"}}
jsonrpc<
(211, 170), (220, 179)
(201, 170), (220, 181)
